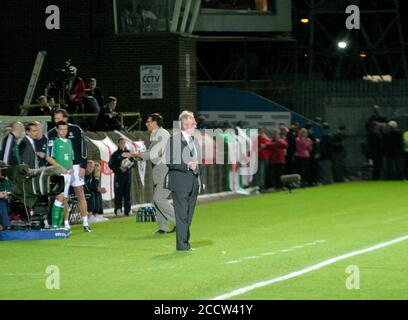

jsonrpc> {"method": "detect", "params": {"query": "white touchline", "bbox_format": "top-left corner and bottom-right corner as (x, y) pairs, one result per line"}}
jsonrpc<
(211, 234), (408, 300)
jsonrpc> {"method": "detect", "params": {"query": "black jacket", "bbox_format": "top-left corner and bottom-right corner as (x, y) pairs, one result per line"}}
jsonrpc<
(19, 137), (38, 169)
(1, 133), (20, 166)
(165, 133), (204, 193)
(383, 129), (403, 157)
(47, 123), (88, 169)
(109, 148), (134, 176)
(96, 105), (121, 131)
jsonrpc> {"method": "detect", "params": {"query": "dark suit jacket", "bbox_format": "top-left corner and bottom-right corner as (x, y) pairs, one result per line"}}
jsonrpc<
(166, 132), (204, 193)
(96, 105), (121, 131)
(19, 137), (38, 169)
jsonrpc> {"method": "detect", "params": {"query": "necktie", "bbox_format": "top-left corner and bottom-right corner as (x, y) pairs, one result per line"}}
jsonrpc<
(188, 136), (199, 175)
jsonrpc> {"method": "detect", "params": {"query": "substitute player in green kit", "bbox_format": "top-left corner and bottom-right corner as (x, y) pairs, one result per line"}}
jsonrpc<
(46, 121), (74, 229)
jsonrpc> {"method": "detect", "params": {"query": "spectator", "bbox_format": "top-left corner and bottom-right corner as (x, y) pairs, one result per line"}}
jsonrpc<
(268, 129), (288, 190)
(366, 105), (387, 132)
(82, 89), (100, 114)
(305, 122), (319, 185)
(383, 121), (403, 180)
(96, 97), (122, 131)
(87, 78), (104, 109)
(1, 122), (25, 167)
(295, 128), (313, 187)
(84, 160), (98, 217)
(367, 121), (384, 180)
(135, 4), (157, 32)
(28, 95), (52, 117)
(332, 125), (347, 182)
(196, 115), (208, 129)
(48, 96), (57, 113)
(318, 122), (334, 184)
(285, 123), (299, 174)
(65, 66), (86, 114)
(109, 138), (134, 216)
(257, 127), (271, 192)
(93, 162), (106, 217)
(120, 8), (138, 33)
(404, 130), (408, 180)
(0, 172), (12, 231)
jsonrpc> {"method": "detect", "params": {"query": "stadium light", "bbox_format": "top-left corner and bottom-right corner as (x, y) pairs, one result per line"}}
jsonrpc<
(300, 18), (309, 24)
(337, 41), (348, 49)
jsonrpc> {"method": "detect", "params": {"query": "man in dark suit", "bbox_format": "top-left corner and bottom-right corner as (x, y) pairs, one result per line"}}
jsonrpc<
(19, 122), (41, 169)
(166, 111), (204, 251)
(1, 122), (25, 167)
(96, 96), (122, 131)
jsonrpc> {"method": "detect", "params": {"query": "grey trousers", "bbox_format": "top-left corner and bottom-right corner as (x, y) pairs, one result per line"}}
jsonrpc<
(153, 182), (176, 232)
(171, 177), (199, 251)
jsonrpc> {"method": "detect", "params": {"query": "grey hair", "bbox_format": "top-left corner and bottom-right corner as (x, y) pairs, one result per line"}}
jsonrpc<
(178, 110), (194, 125)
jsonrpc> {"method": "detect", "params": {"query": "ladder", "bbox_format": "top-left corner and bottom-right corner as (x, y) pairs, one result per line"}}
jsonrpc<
(21, 50), (47, 115)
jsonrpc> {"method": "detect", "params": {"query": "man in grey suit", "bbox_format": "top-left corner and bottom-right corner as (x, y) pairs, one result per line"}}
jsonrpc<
(166, 111), (204, 251)
(19, 122), (41, 169)
(134, 113), (176, 234)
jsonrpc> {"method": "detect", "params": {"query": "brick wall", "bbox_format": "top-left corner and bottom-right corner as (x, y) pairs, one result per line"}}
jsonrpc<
(1, 0), (197, 128)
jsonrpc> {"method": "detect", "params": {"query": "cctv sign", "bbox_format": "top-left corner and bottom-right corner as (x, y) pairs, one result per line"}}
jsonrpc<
(140, 65), (163, 99)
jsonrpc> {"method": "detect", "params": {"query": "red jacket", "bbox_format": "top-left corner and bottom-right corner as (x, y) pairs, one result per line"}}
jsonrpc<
(268, 138), (288, 164)
(258, 136), (271, 160)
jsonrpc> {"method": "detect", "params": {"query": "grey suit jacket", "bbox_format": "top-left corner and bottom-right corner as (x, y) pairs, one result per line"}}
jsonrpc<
(165, 132), (204, 193)
(19, 137), (38, 169)
(141, 127), (170, 185)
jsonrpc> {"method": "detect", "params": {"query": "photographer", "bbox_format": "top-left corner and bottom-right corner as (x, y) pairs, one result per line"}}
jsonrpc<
(109, 138), (134, 216)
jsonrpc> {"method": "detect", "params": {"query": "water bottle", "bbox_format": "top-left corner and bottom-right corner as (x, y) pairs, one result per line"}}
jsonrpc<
(151, 207), (156, 222)
(143, 207), (149, 222)
(137, 208), (143, 223)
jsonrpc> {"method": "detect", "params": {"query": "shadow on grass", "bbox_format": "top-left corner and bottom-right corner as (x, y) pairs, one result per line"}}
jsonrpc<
(151, 240), (214, 260)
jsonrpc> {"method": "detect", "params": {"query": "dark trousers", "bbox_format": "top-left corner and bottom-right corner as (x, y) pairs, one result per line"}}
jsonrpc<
(114, 173), (131, 215)
(95, 192), (103, 215)
(86, 192), (96, 214)
(0, 200), (10, 229)
(372, 155), (383, 180)
(171, 177), (199, 251)
(271, 163), (285, 189)
(333, 152), (347, 182)
(385, 155), (403, 180)
(405, 152), (408, 180)
(257, 159), (268, 191)
(296, 157), (312, 186)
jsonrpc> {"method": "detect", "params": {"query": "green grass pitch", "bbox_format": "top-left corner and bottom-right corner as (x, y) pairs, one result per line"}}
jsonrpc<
(1, 181), (408, 300)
